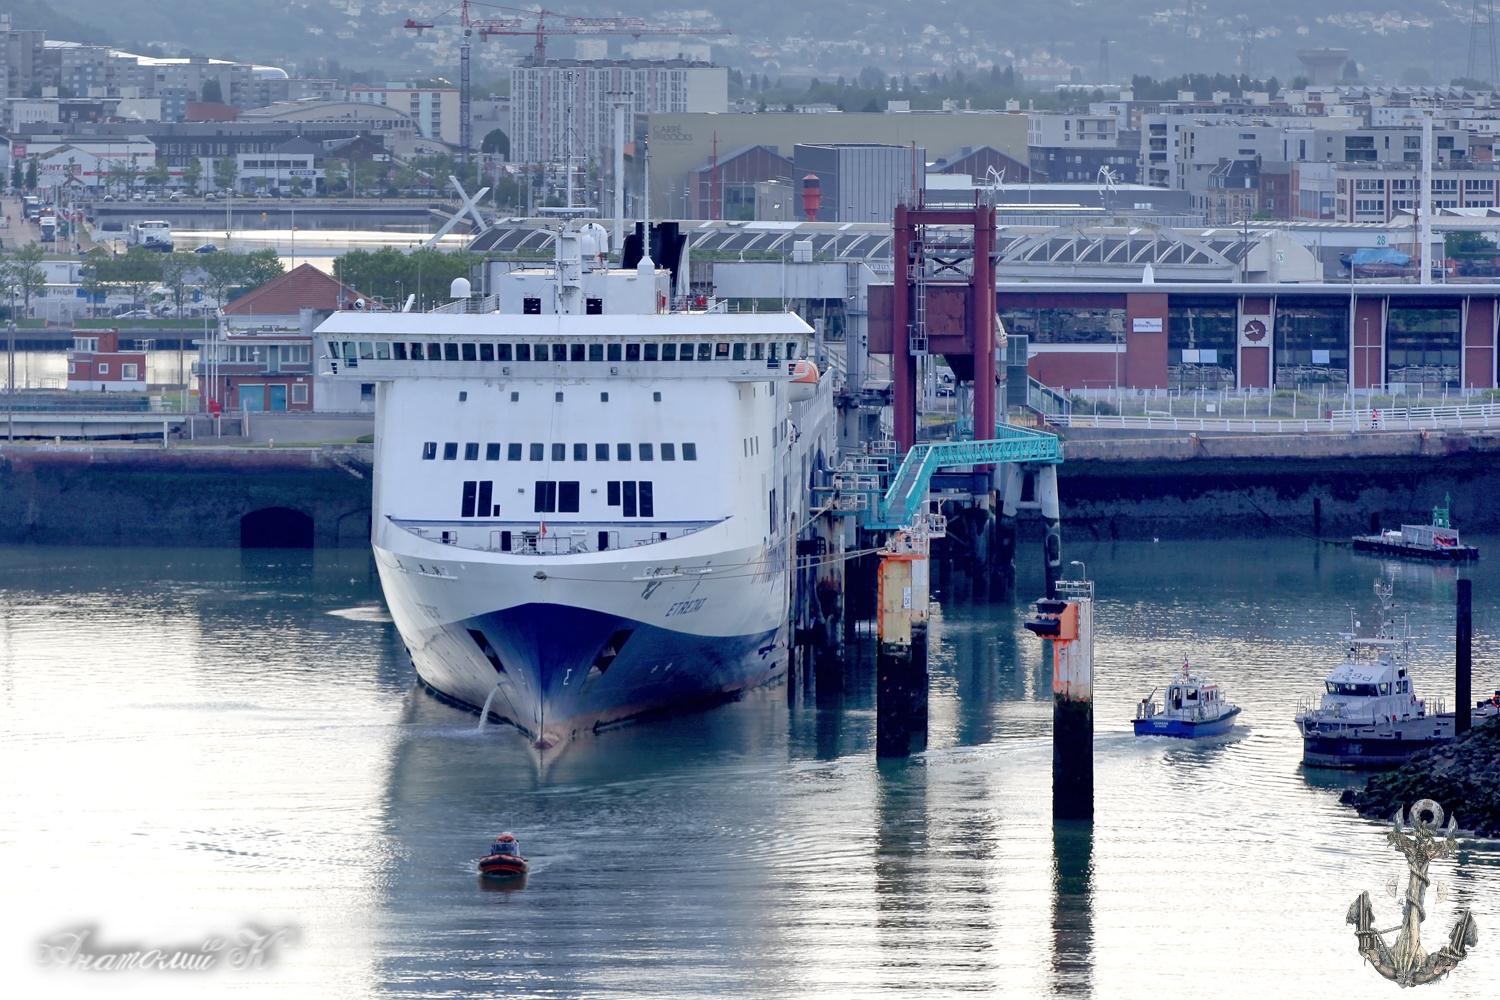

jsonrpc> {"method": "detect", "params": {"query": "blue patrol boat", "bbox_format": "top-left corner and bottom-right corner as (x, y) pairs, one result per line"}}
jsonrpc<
(1133, 660), (1242, 737)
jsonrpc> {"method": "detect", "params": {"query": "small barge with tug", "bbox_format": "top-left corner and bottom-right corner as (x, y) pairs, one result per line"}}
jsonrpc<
(1351, 499), (1478, 562)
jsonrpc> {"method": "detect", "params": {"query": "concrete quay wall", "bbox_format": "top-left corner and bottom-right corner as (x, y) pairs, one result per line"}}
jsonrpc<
(2, 430), (1497, 547)
(0, 445), (373, 547)
(1057, 430), (1500, 540)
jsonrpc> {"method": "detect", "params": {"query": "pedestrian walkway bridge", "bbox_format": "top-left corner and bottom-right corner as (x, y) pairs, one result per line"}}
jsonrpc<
(831, 425), (1063, 530)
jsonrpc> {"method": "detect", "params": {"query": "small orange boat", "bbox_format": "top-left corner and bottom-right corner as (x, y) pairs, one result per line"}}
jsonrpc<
(478, 832), (527, 881)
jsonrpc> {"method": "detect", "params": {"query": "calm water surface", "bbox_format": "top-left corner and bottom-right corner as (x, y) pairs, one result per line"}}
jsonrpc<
(3, 540), (1499, 998)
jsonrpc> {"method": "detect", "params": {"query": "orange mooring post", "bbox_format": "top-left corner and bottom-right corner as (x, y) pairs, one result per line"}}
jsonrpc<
(875, 527), (930, 757)
(1023, 576), (1095, 821)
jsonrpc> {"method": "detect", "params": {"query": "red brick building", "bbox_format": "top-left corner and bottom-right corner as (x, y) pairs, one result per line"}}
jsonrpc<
(67, 330), (147, 392)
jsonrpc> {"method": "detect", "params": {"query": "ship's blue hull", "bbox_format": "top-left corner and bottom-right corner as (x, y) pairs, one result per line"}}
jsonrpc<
(424, 602), (782, 746)
(1132, 706), (1241, 738)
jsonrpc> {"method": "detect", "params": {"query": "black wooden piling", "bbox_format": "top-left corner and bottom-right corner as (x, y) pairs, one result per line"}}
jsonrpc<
(876, 624), (928, 758)
(1457, 578), (1473, 736)
(1054, 690), (1094, 822)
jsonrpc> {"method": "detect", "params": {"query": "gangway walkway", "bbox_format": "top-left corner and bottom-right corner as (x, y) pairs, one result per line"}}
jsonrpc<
(861, 424), (1062, 530)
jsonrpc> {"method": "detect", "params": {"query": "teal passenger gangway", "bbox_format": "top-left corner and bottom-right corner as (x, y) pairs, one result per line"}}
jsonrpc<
(861, 425), (1063, 531)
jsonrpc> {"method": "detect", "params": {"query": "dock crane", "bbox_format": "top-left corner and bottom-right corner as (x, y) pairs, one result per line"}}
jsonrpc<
(405, 3), (727, 168)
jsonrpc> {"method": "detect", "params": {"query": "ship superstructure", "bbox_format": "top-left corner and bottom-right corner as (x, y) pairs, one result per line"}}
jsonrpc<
(318, 227), (837, 746)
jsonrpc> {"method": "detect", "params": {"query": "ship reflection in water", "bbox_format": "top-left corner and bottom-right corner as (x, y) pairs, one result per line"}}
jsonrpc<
(3, 539), (1500, 997)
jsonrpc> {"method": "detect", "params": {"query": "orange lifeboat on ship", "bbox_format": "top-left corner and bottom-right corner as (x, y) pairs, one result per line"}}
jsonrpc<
(787, 359), (820, 402)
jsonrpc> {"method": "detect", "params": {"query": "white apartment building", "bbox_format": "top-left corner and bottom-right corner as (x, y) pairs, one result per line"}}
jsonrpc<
(1027, 112), (1119, 148)
(509, 60), (727, 166)
(351, 85), (459, 146)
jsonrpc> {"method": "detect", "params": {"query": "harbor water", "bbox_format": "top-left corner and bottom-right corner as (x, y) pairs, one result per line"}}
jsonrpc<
(3, 539), (1499, 997)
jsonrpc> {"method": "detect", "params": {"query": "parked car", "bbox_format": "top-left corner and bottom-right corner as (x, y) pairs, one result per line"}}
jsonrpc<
(193, 243), (218, 254)
(204, 192), (218, 201)
(113, 309), (152, 319)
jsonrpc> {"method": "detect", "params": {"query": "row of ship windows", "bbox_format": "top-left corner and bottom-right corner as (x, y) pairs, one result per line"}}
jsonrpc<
(330, 340), (799, 364)
(424, 441), (698, 462)
(457, 479), (657, 518)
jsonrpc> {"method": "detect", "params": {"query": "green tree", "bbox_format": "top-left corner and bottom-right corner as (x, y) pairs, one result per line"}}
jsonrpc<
(95, 247), (165, 309)
(144, 157), (170, 192)
(334, 247), (477, 307)
(158, 253), (199, 318)
(182, 157), (203, 195)
(2, 243), (50, 318)
(323, 158), (347, 195)
(242, 248), (285, 289)
(78, 249), (110, 317)
(10, 161), (21, 191)
(1445, 231), (1498, 256)
(24, 159), (37, 190)
(480, 128), (510, 157)
(196, 252), (250, 310)
(202, 78), (223, 103)
(213, 156), (238, 193)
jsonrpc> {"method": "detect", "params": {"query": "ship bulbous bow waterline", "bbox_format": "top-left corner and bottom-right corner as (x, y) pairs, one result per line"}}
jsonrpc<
(403, 598), (783, 748)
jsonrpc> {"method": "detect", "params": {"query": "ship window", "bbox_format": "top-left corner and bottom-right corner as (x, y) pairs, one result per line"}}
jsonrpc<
(607, 481), (621, 505)
(422, 441), (437, 460)
(683, 442), (698, 461)
(508, 443), (522, 461)
(497, 344), (513, 361)
(486, 443), (501, 461)
(600, 392), (609, 402)
(510, 391), (519, 402)
(607, 344), (623, 362)
(661, 443), (676, 461)
(409, 342), (424, 360)
(533, 481), (557, 513)
(479, 344), (494, 362)
(662, 343), (677, 361)
(461, 343), (477, 361)
(426, 342), (441, 360)
(500, 531), (512, 552)
(360, 342), (375, 360)
(554, 391), (564, 402)
(598, 530), (610, 551)
(698, 344), (712, 360)
(443, 442), (458, 460)
(444, 343), (459, 362)
(570, 343), (585, 362)
(459, 391), (468, 402)
(515, 344), (531, 361)
(478, 481), (492, 516)
(716, 343), (731, 359)
(588, 344), (604, 361)
(1380, 683), (1391, 694)
(573, 443), (588, 461)
(595, 443), (609, 461)
(523, 296), (542, 314)
(464, 442), (480, 461)
(1326, 682), (1335, 693)
(534, 344), (548, 361)
(394, 342), (408, 360)
(732, 343), (747, 361)
(585, 297), (603, 315)
(559, 481), (580, 512)
(551, 344), (566, 362)
(639, 443), (654, 461)
(626, 344), (641, 362)
(639, 481), (654, 517)
(652, 391), (662, 402)
(617, 443), (631, 461)
(752, 342), (764, 360)
(552, 443), (566, 461)
(644, 344), (659, 361)
(376, 341), (391, 360)
(529, 443), (544, 461)
(461, 480), (477, 517)
(623, 481), (637, 517)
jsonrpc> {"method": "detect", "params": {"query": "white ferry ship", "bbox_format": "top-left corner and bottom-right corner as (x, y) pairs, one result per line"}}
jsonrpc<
(318, 226), (838, 747)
